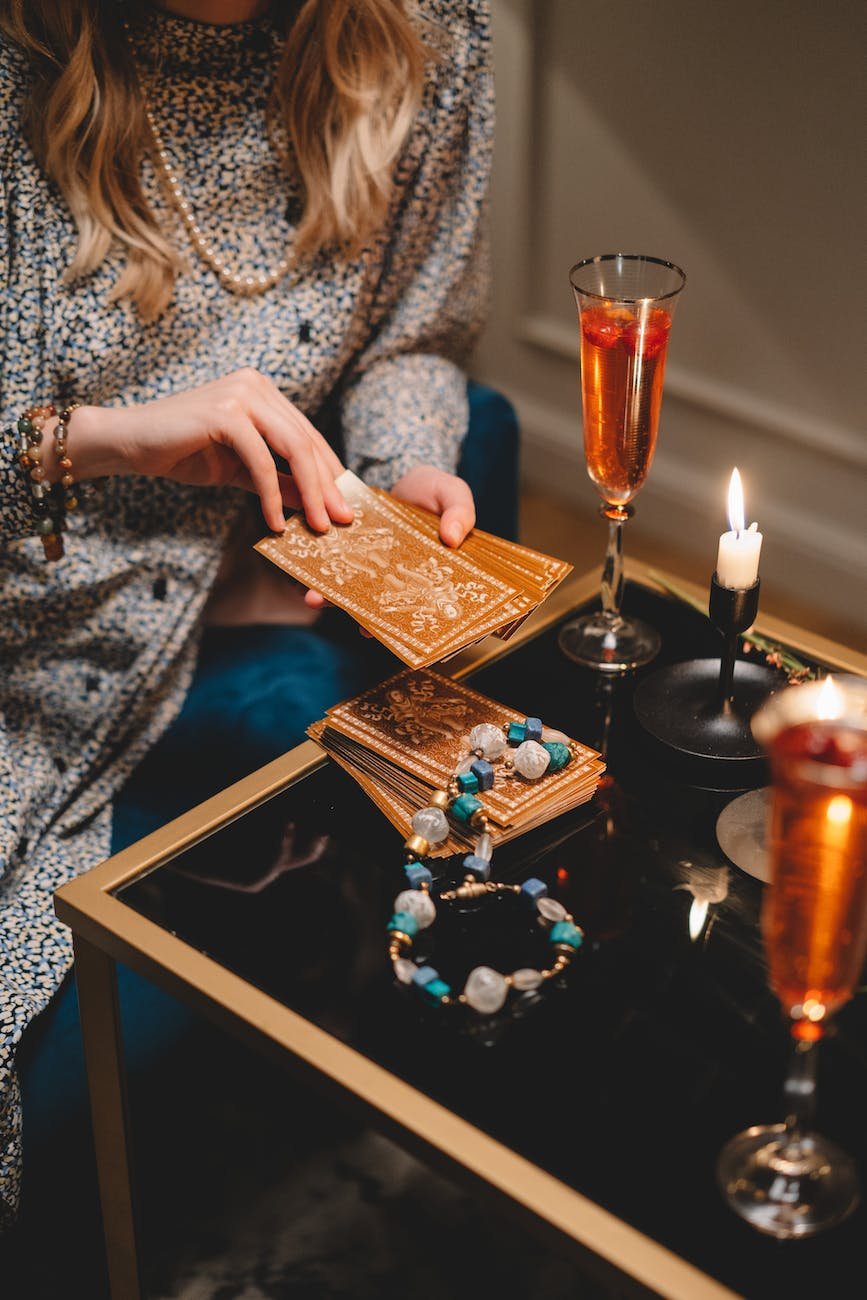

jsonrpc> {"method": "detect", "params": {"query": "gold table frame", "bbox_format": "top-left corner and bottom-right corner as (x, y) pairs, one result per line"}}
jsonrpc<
(54, 564), (867, 1300)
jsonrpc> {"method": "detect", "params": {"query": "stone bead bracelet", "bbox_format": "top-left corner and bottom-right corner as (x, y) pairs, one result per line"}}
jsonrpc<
(387, 873), (584, 1014)
(386, 716), (585, 1014)
(10, 403), (80, 560)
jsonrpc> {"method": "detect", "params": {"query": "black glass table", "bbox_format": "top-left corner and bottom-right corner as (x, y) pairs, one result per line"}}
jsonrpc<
(55, 565), (867, 1300)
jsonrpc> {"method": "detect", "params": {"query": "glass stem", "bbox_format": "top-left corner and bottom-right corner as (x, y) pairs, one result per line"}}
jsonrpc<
(599, 503), (633, 623)
(782, 1034), (819, 1147)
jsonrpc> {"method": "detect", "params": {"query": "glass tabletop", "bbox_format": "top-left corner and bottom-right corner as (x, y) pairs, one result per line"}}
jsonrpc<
(114, 581), (867, 1298)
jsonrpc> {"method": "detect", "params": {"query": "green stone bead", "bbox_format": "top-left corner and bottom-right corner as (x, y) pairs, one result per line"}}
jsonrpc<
(17, 417), (33, 435)
(388, 910), (419, 938)
(457, 770), (479, 795)
(507, 721), (527, 746)
(36, 516), (58, 536)
(451, 792), (483, 823)
(421, 977), (451, 1005)
(542, 742), (572, 772)
(549, 921), (583, 949)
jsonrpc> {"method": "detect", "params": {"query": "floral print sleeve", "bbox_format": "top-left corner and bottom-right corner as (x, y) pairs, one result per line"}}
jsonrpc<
(339, 0), (493, 489)
(0, 47), (37, 545)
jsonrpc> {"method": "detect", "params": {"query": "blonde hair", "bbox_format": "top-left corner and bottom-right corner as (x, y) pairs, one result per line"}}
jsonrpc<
(0, 0), (428, 319)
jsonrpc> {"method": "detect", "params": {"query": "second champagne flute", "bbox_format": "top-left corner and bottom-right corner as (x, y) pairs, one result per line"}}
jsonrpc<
(559, 254), (686, 672)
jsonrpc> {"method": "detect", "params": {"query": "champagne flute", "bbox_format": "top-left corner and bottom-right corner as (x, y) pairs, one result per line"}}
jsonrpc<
(558, 254), (686, 672)
(718, 675), (867, 1237)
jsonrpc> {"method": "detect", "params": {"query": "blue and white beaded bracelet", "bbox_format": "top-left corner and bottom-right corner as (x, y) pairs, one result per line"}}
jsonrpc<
(386, 716), (585, 1014)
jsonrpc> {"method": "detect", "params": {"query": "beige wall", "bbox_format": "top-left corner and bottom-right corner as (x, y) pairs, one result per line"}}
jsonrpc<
(473, 0), (867, 640)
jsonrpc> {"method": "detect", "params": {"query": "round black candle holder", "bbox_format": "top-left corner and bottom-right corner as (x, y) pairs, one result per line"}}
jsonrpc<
(633, 574), (781, 769)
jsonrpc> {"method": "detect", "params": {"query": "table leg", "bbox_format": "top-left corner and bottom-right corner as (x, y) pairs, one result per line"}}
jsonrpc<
(73, 935), (141, 1300)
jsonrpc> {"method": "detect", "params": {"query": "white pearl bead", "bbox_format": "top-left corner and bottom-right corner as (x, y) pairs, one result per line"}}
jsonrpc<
(411, 807), (449, 844)
(394, 890), (436, 929)
(511, 968), (543, 991)
(468, 723), (506, 760)
(541, 726), (571, 745)
(464, 966), (508, 1014)
(513, 740), (550, 780)
(537, 897), (567, 923)
(455, 755), (475, 775)
(393, 958), (416, 985)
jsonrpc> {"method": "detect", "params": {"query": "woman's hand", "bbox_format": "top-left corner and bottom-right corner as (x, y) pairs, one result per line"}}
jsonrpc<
(390, 464), (476, 547)
(67, 369), (353, 533)
(304, 465), (476, 611)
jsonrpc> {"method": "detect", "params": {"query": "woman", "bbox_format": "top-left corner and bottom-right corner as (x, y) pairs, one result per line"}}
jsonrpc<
(0, 0), (492, 1229)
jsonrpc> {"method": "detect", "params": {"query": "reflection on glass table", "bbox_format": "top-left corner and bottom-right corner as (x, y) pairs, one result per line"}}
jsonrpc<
(113, 580), (867, 1300)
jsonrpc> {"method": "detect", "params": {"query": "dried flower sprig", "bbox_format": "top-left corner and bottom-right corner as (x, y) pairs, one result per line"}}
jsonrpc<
(647, 571), (818, 685)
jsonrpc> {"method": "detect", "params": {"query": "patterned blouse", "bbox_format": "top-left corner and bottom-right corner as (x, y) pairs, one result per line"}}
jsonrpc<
(0, 0), (491, 1224)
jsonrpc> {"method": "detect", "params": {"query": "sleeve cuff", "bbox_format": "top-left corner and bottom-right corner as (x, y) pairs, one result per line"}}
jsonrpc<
(340, 354), (469, 490)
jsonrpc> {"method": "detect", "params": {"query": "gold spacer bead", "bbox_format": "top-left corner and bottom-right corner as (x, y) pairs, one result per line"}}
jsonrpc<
(469, 810), (489, 831)
(389, 930), (412, 948)
(552, 945), (574, 960)
(404, 833), (430, 858)
(428, 789), (450, 810)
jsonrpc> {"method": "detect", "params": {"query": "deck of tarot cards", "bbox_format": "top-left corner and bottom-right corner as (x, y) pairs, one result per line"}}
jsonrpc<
(307, 668), (606, 858)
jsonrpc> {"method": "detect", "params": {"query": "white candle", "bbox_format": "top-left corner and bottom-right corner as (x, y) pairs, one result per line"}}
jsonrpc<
(716, 468), (762, 589)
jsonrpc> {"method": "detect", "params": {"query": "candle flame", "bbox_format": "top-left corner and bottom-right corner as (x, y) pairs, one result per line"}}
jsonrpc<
(816, 675), (843, 721)
(727, 468), (745, 535)
(827, 794), (853, 826)
(688, 897), (710, 941)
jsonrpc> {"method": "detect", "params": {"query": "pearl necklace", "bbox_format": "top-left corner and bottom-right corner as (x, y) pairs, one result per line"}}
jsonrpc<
(125, 25), (293, 297)
(386, 715), (585, 1015)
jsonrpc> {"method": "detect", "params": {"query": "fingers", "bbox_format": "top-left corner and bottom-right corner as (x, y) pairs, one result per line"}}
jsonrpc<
(217, 412), (285, 532)
(431, 474), (476, 547)
(249, 376), (351, 526)
(304, 589), (328, 609)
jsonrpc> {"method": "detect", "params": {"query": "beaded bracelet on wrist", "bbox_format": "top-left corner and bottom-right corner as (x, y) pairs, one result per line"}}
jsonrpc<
(386, 716), (585, 1015)
(12, 403), (80, 560)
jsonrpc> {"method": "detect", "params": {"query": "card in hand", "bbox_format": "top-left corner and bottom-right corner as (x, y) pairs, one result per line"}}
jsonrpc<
(255, 472), (516, 667)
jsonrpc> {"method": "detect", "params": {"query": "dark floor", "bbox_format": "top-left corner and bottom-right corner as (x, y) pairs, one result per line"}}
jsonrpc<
(1, 1014), (620, 1300)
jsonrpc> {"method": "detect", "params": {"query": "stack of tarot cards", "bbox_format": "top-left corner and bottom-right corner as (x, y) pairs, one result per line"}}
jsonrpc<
(307, 668), (606, 858)
(255, 470), (572, 666)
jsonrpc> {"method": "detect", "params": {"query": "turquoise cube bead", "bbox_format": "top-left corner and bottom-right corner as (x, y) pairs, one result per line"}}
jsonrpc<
(470, 758), (495, 791)
(452, 793), (483, 822)
(388, 910), (419, 938)
(542, 741), (572, 772)
(404, 863), (433, 890)
(549, 921), (583, 949)
(421, 977), (451, 1005)
(457, 770), (480, 794)
(507, 721), (526, 745)
(411, 965), (439, 988)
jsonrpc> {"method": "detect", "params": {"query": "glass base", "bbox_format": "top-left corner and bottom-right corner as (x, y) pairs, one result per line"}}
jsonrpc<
(558, 612), (661, 673)
(718, 1123), (860, 1239)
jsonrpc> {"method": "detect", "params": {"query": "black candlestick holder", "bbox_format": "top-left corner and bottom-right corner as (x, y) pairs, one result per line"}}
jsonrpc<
(632, 574), (781, 769)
